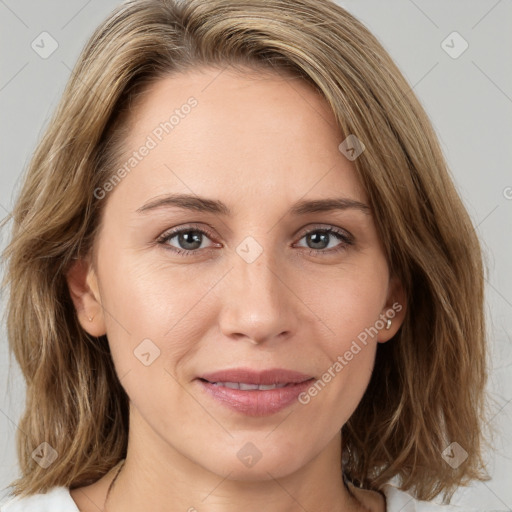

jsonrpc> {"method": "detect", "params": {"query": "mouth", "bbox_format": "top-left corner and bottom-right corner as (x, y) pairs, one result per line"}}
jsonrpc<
(195, 368), (316, 416)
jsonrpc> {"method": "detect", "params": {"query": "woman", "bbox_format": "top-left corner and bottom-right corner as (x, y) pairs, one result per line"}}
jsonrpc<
(0, 0), (494, 510)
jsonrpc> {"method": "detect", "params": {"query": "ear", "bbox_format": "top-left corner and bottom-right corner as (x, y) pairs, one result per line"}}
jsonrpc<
(377, 274), (407, 343)
(65, 256), (106, 337)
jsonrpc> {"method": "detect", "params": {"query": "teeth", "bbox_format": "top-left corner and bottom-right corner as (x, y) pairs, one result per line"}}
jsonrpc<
(239, 383), (260, 390)
(257, 384), (283, 390)
(211, 381), (288, 390)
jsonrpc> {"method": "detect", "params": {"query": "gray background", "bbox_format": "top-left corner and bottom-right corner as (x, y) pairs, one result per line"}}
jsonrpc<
(1, 0), (511, 509)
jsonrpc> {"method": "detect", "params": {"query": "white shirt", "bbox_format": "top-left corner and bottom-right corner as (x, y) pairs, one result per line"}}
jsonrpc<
(0, 483), (505, 511)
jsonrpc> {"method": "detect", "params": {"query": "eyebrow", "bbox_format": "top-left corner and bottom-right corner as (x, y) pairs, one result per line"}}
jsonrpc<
(136, 193), (371, 216)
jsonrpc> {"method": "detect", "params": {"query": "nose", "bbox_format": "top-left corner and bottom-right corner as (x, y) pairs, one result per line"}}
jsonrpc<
(217, 249), (299, 345)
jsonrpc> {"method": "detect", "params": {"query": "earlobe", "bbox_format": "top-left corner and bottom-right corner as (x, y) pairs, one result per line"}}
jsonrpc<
(65, 257), (106, 337)
(378, 275), (407, 343)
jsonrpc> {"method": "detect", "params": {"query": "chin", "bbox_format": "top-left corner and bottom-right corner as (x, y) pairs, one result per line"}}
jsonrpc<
(197, 445), (310, 481)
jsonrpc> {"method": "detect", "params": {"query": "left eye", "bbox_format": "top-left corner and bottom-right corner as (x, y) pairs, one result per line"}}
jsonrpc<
(157, 225), (353, 256)
(295, 227), (353, 254)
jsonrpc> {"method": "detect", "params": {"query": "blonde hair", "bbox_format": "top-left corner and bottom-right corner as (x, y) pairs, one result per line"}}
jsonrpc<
(1, 0), (495, 504)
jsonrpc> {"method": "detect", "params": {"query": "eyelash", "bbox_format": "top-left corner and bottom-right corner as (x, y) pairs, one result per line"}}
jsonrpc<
(156, 223), (354, 258)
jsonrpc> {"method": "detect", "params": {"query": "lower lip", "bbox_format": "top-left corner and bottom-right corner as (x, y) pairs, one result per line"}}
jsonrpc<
(197, 379), (315, 417)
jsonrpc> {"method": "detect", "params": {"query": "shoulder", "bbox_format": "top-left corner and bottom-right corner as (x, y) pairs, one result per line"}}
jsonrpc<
(381, 483), (503, 512)
(0, 486), (79, 512)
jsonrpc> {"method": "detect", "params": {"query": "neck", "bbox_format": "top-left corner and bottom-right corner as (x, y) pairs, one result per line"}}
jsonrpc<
(103, 411), (368, 512)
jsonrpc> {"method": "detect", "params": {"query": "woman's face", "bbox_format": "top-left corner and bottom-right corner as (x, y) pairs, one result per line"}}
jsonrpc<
(69, 66), (405, 480)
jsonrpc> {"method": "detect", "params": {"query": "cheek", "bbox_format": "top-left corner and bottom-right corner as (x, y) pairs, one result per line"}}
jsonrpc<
(97, 244), (220, 374)
(295, 263), (387, 416)
(304, 259), (388, 347)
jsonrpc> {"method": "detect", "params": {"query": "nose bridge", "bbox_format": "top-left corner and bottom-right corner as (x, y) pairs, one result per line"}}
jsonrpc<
(218, 240), (295, 344)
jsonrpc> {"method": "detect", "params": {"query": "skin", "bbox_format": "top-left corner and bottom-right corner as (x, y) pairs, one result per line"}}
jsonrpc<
(67, 66), (406, 512)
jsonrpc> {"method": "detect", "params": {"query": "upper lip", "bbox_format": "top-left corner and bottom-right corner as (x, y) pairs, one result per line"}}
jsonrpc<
(198, 368), (314, 385)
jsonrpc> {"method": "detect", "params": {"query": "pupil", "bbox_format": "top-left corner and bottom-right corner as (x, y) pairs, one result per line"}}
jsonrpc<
(308, 231), (329, 249)
(179, 231), (202, 250)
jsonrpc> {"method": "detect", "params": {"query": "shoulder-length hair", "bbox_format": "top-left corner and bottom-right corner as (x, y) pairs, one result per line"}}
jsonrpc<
(1, 0), (495, 503)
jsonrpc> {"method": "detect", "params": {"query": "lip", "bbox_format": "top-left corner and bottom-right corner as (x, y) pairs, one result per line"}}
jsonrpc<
(195, 367), (315, 417)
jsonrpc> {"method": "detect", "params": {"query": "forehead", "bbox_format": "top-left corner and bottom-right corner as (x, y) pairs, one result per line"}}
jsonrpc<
(108, 66), (367, 210)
